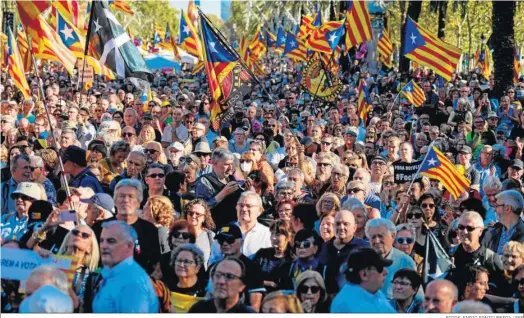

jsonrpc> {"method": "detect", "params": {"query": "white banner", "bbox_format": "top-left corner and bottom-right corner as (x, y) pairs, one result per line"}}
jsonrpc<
(0, 248), (74, 282)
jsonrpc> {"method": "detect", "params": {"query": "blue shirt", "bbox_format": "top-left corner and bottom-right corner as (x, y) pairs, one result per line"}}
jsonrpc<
(92, 257), (159, 313)
(1, 213), (28, 241)
(474, 162), (501, 197)
(1, 178), (18, 215)
(70, 168), (104, 193)
(382, 248), (417, 299)
(497, 223), (518, 255)
(481, 197), (498, 226)
(331, 283), (396, 313)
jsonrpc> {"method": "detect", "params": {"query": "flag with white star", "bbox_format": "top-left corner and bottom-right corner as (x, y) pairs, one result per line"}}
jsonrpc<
(275, 27), (286, 53)
(401, 80), (425, 107)
(85, 0), (152, 87)
(179, 9), (202, 59)
(419, 146), (471, 199)
(403, 17), (461, 81)
(305, 19), (345, 54)
(200, 13), (256, 128)
(56, 7), (83, 55)
(283, 32), (307, 62)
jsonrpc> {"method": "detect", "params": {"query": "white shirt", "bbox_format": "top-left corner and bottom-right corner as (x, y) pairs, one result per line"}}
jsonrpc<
(161, 124), (189, 143)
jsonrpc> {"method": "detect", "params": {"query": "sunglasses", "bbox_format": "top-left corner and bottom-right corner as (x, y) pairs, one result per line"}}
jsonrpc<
(13, 194), (35, 201)
(407, 212), (423, 219)
(172, 231), (192, 240)
(321, 141), (332, 146)
(144, 149), (159, 154)
(239, 159), (252, 164)
(217, 235), (236, 245)
(180, 157), (194, 164)
(516, 279), (524, 286)
(396, 237), (414, 245)
(285, 162), (297, 167)
(298, 285), (321, 294)
(421, 203), (435, 209)
(29, 167), (38, 172)
(317, 162), (331, 167)
(147, 173), (165, 179)
(72, 229), (91, 239)
(295, 240), (313, 249)
(348, 188), (364, 194)
(457, 224), (479, 232)
(122, 132), (135, 138)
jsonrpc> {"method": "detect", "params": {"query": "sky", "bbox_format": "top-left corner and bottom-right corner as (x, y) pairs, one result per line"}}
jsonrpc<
(169, 0), (221, 17)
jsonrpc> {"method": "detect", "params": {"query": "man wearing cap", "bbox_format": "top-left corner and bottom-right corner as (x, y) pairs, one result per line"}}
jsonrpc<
(457, 145), (480, 191)
(502, 159), (524, 190)
(83, 193), (115, 226)
(166, 142), (185, 169)
(487, 111), (499, 132)
(194, 142), (213, 177)
(331, 247), (396, 313)
(1, 182), (40, 240)
(207, 222), (265, 312)
(63, 145), (104, 193)
(336, 128), (364, 157)
(1, 154), (32, 215)
(369, 155), (389, 197)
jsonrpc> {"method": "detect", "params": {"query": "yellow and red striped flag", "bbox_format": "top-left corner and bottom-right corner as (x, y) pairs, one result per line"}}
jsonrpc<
(420, 146), (471, 199)
(357, 80), (372, 124)
(53, 0), (79, 28)
(16, 27), (34, 72)
(108, 0), (134, 15)
(179, 9), (202, 59)
(6, 27), (31, 99)
(283, 32), (308, 62)
(401, 80), (425, 107)
(248, 27), (267, 60)
(298, 15), (314, 39)
(17, 0), (77, 74)
(344, 0), (373, 53)
(377, 26), (393, 68)
(305, 19), (345, 54)
(514, 47), (521, 84)
(403, 17), (462, 81)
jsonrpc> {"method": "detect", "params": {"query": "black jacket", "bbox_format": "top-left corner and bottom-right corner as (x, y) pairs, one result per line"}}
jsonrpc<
(482, 218), (524, 253)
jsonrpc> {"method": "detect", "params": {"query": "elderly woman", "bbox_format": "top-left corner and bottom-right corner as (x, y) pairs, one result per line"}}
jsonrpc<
(169, 220), (197, 252)
(169, 244), (207, 313)
(389, 268), (423, 313)
(57, 225), (100, 312)
(325, 164), (349, 199)
(314, 192), (340, 233)
(98, 141), (130, 185)
(178, 154), (201, 197)
(295, 270), (331, 313)
(491, 241), (524, 297)
(253, 220), (293, 293)
(275, 180), (296, 203)
(261, 291), (304, 313)
(276, 199), (296, 225)
(142, 195), (175, 255)
(394, 223), (424, 274)
(184, 199), (216, 269)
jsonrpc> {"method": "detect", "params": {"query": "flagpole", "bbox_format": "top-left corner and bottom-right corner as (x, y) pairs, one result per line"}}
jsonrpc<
(391, 79), (408, 112)
(27, 36), (74, 211)
(80, 0), (96, 92)
(406, 140), (435, 195)
(311, 51), (336, 117)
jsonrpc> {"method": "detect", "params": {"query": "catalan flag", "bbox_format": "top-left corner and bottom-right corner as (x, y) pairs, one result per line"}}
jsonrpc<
(305, 19), (345, 54)
(344, 0), (373, 52)
(249, 27), (267, 60)
(16, 26), (34, 72)
(6, 27), (31, 99)
(56, 8), (84, 55)
(475, 43), (491, 80)
(200, 14), (256, 124)
(401, 80), (425, 107)
(266, 30), (277, 49)
(377, 26), (393, 68)
(419, 146), (471, 199)
(17, 0), (77, 74)
(108, 0), (134, 15)
(187, 0), (199, 28)
(297, 15), (314, 39)
(283, 32), (308, 62)
(514, 47), (521, 84)
(179, 9), (202, 59)
(52, 0), (80, 28)
(275, 27), (286, 53)
(403, 17), (462, 81)
(357, 80), (372, 124)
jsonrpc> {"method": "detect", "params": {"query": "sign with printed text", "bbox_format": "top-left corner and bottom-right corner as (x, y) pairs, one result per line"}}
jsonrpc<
(76, 59), (95, 86)
(0, 248), (76, 283)
(393, 160), (422, 184)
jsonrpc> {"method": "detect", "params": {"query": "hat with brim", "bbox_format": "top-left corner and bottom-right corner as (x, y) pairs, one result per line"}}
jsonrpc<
(81, 193), (115, 214)
(11, 182), (41, 201)
(510, 159), (524, 170)
(193, 142), (212, 155)
(216, 222), (242, 240)
(168, 142), (184, 152)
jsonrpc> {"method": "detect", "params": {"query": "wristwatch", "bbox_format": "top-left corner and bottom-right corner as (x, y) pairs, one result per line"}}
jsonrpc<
(32, 229), (47, 242)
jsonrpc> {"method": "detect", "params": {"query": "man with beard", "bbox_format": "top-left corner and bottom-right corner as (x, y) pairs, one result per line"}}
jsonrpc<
(331, 247), (395, 313)
(310, 153), (333, 198)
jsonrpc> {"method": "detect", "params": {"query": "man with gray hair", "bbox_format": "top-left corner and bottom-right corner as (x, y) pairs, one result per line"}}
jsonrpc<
(482, 175), (503, 226)
(196, 148), (243, 229)
(235, 191), (271, 258)
(482, 190), (524, 254)
(92, 220), (159, 313)
(29, 155), (57, 207)
(92, 179), (160, 274)
(365, 218), (417, 298)
(21, 266), (73, 313)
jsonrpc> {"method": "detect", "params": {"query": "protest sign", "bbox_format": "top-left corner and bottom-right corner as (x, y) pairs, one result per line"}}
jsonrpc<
(393, 160), (422, 184)
(1, 248), (78, 286)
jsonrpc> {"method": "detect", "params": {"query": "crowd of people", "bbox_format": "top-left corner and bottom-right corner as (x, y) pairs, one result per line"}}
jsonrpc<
(1, 50), (524, 313)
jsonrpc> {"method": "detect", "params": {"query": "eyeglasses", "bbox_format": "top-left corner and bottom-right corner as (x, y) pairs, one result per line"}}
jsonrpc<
(239, 159), (252, 164)
(348, 188), (364, 194)
(212, 271), (241, 281)
(285, 162), (298, 167)
(298, 285), (321, 294)
(175, 259), (195, 266)
(457, 224), (479, 232)
(407, 212), (423, 219)
(391, 280), (412, 287)
(396, 237), (414, 245)
(321, 141), (332, 146)
(29, 166), (38, 172)
(421, 203), (435, 209)
(147, 173), (165, 179)
(72, 229), (91, 239)
(317, 162), (331, 167)
(12, 194), (35, 201)
(372, 161), (387, 166)
(295, 240), (313, 249)
(144, 148), (159, 154)
(122, 132), (135, 137)
(185, 121), (194, 125)
(217, 236), (236, 245)
(279, 191), (293, 197)
(172, 231), (192, 240)
(186, 211), (205, 218)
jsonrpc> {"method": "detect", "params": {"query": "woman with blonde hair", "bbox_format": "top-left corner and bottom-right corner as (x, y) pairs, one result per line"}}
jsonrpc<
(261, 291), (304, 313)
(491, 241), (524, 297)
(143, 195), (176, 255)
(139, 124), (156, 145)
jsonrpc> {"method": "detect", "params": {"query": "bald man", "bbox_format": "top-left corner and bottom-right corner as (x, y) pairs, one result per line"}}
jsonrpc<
(423, 279), (458, 313)
(318, 210), (369, 295)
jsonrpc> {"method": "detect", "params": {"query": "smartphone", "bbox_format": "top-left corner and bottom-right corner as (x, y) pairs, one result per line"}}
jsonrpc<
(59, 210), (78, 223)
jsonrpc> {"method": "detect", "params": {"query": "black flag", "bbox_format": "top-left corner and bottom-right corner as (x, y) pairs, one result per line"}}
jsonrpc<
(85, 0), (153, 89)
